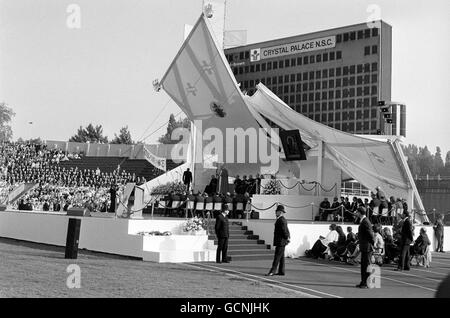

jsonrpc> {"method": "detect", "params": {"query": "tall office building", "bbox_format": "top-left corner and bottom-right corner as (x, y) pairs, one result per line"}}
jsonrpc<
(225, 21), (393, 135)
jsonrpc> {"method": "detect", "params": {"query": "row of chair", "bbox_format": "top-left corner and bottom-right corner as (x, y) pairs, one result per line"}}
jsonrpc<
(371, 207), (403, 225)
(157, 199), (252, 218)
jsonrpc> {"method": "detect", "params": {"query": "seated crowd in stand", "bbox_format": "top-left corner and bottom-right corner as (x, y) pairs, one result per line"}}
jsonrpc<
(1, 141), (135, 212)
(318, 186), (409, 225)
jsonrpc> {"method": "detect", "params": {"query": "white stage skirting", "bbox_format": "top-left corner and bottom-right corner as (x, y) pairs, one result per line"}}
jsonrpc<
(244, 220), (450, 258)
(251, 195), (332, 220)
(0, 210), (216, 263)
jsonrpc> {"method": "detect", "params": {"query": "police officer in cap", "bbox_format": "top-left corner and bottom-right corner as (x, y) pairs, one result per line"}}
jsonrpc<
(266, 204), (290, 276)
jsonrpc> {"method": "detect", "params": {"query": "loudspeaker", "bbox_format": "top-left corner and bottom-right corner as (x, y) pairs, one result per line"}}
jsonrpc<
(65, 218), (81, 259)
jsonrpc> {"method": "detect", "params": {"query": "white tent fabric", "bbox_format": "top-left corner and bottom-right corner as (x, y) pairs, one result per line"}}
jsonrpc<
(159, 13), (284, 180)
(247, 83), (415, 203)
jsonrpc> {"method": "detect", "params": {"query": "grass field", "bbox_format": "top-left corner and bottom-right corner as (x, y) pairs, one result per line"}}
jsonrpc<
(0, 238), (301, 298)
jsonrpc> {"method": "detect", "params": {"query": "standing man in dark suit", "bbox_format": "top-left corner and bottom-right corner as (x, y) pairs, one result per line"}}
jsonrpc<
(396, 210), (414, 271)
(355, 206), (375, 288)
(215, 205), (230, 263)
(266, 205), (290, 276)
(182, 168), (193, 193)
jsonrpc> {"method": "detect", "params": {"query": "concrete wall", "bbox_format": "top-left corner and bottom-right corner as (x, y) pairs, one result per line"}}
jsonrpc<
(245, 219), (450, 258)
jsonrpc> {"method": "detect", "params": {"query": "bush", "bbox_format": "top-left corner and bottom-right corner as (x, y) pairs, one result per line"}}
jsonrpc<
(150, 181), (186, 195)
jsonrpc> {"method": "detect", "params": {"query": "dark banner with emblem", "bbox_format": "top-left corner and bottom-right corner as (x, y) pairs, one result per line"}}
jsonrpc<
(279, 130), (306, 161)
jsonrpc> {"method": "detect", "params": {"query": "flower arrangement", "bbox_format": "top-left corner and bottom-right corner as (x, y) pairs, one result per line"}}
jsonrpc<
(182, 217), (206, 232)
(137, 231), (172, 236)
(150, 181), (186, 196)
(262, 179), (281, 195)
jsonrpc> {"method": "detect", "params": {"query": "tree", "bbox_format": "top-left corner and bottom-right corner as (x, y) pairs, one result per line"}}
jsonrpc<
(417, 146), (434, 176)
(0, 102), (15, 141)
(434, 147), (445, 175)
(69, 123), (108, 143)
(111, 126), (134, 144)
(158, 114), (191, 144)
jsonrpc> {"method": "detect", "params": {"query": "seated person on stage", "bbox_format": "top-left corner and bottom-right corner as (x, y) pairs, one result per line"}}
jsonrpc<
(410, 227), (431, 267)
(319, 197), (330, 221)
(328, 197), (341, 221)
(305, 224), (339, 259)
(328, 225), (347, 260)
(224, 192), (234, 218)
(341, 226), (358, 261)
(372, 224), (385, 266)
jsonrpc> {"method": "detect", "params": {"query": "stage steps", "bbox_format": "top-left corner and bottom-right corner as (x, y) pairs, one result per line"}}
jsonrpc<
(208, 221), (273, 261)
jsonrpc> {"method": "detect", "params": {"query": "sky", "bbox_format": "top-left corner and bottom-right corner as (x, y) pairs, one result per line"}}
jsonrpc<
(0, 0), (449, 156)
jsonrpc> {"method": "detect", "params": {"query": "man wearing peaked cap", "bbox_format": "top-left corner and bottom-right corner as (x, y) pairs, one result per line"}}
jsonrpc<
(266, 204), (290, 276)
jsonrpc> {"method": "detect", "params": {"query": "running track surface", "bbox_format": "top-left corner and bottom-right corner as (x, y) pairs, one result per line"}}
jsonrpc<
(186, 252), (450, 298)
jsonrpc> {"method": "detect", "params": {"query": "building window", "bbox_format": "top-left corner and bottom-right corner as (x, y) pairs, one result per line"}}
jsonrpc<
(364, 46), (371, 56)
(364, 109), (369, 118)
(343, 112), (348, 120)
(308, 104), (314, 112)
(349, 88), (355, 97)
(357, 87), (363, 96)
(249, 80), (254, 87)
(296, 94), (301, 102)
(285, 75), (290, 83)
(337, 51), (342, 59)
(322, 113), (327, 122)
(335, 90), (341, 98)
(256, 64), (260, 72)
(323, 53), (328, 62)
(371, 108), (377, 118)
(329, 79), (335, 88)
(364, 29), (371, 38)
(262, 63), (266, 71)
(364, 98), (370, 107)
(279, 60), (284, 68)
(343, 100), (348, 109)
(364, 63), (370, 73)
(350, 31), (356, 40)
(291, 84), (295, 92)
(296, 83), (301, 91)
(343, 66), (349, 76)
(315, 92), (321, 101)
(316, 70), (321, 79)
(290, 95), (295, 103)
(279, 76), (283, 84)
(336, 78), (341, 87)
(364, 74), (370, 83)
(328, 101), (334, 110)
(310, 55), (315, 64)
(372, 62), (378, 72)
(371, 120), (377, 130)
(239, 51), (244, 60)
(302, 105), (307, 113)
(336, 100), (341, 110)
(372, 45), (378, 54)
(329, 91), (334, 99)
(328, 112), (334, 121)
(304, 56), (309, 65)
(291, 58), (296, 67)
(250, 65), (255, 73)
(238, 67), (243, 74)
(349, 65), (355, 74)
(309, 71), (315, 80)
(273, 61), (278, 69)
(291, 74), (296, 82)
(302, 93), (307, 102)
(309, 92), (314, 101)
(233, 68), (238, 75)
(343, 33), (349, 42)
(357, 98), (363, 108)
(371, 97), (378, 106)
(303, 72), (308, 81)
(323, 69), (328, 78)
(316, 54), (322, 62)
(330, 52), (335, 61)
(244, 66), (249, 73)
(357, 76), (363, 85)
(357, 30), (364, 39)
(315, 114), (320, 122)
(336, 34), (342, 43)
(329, 68), (335, 77)
(272, 77), (277, 84)
(297, 73), (302, 81)
(343, 77), (349, 87)
(266, 77), (271, 85)
(316, 81), (321, 90)
(364, 86), (370, 95)
(349, 76), (355, 86)
(357, 64), (363, 73)
(267, 62), (272, 71)
(245, 51), (249, 59)
(297, 57), (302, 65)
(285, 59), (290, 67)
(371, 86), (377, 95)
(302, 83), (308, 91)
(372, 27), (379, 37)
(322, 92), (327, 100)
(322, 81), (328, 89)
(336, 67), (341, 76)
(364, 121), (369, 130)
